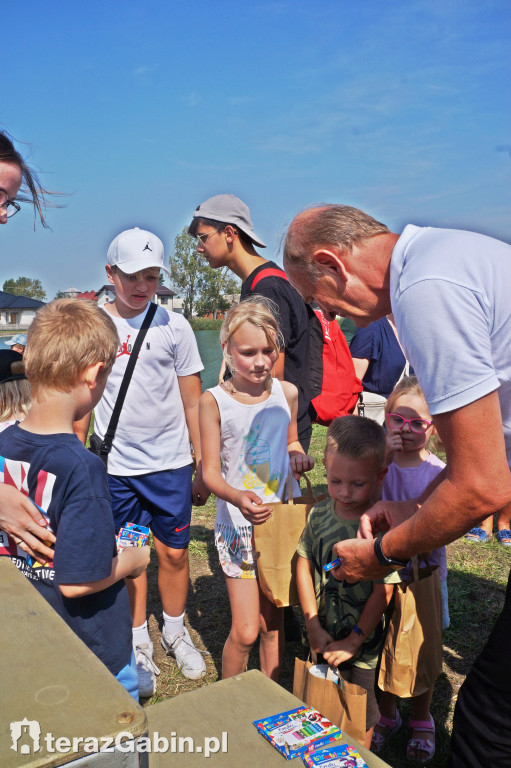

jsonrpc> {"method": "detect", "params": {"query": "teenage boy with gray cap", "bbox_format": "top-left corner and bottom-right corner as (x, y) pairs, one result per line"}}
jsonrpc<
(188, 194), (312, 450)
(76, 227), (210, 697)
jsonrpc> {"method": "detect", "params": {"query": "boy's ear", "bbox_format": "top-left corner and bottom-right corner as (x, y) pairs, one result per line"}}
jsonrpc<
(376, 466), (388, 485)
(105, 264), (115, 284)
(84, 362), (105, 389)
(224, 225), (237, 243)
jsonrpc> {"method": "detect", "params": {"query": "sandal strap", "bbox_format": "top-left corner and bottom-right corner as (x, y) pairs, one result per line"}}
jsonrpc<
(409, 715), (435, 733)
(371, 709), (402, 755)
(378, 714), (398, 729)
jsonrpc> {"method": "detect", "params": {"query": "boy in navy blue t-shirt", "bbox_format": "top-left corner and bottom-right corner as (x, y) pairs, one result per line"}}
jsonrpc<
(0, 299), (149, 700)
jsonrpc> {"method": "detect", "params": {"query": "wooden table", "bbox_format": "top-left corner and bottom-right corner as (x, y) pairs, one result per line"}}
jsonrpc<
(1, 555), (392, 767)
(0, 558), (147, 768)
(146, 669), (391, 767)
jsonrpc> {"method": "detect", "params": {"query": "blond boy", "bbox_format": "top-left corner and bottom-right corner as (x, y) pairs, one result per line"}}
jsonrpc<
(296, 415), (394, 748)
(0, 299), (149, 699)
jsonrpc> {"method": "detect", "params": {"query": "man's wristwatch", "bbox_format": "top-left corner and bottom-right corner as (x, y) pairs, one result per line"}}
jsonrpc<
(374, 535), (408, 570)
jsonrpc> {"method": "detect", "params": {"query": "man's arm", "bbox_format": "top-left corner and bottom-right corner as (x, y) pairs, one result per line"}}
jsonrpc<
(178, 372), (210, 506)
(358, 467), (447, 539)
(333, 391), (511, 581)
(385, 390), (511, 555)
(0, 485), (56, 562)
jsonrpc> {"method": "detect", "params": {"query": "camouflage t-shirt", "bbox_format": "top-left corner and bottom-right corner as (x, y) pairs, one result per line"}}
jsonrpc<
(297, 497), (394, 669)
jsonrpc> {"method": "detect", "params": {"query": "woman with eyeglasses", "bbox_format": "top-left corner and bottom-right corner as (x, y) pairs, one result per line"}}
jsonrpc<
(0, 130), (56, 562)
(0, 130), (52, 226)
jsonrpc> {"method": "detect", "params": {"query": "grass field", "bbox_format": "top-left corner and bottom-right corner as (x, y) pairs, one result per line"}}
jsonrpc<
(140, 424), (509, 767)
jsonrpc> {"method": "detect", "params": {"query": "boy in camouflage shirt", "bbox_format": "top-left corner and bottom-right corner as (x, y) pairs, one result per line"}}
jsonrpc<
(296, 415), (395, 748)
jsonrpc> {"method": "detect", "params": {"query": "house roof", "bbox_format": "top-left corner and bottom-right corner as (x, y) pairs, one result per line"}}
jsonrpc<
(0, 291), (46, 310)
(76, 291), (97, 301)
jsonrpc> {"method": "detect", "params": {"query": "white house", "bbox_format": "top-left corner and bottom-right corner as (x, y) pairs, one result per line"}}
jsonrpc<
(61, 286), (81, 298)
(77, 285), (180, 311)
(0, 291), (45, 330)
(94, 285), (117, 307)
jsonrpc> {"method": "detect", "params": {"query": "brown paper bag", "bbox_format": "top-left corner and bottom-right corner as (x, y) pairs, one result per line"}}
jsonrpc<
(378, 557), (443, 697)
(293, 657), (367, 744)
(253, 477), (324, 607)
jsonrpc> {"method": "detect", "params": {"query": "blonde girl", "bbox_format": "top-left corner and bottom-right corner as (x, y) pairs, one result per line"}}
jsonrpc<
(372, 376), (447, 763)
(0, 350), (31, 429)
(199, 298), (313, 680)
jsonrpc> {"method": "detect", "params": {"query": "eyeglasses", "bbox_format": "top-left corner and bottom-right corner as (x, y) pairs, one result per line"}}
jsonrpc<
(386, 413), (433, 434)
(195, 228), (237, 245)
(0, 188), (21, 218)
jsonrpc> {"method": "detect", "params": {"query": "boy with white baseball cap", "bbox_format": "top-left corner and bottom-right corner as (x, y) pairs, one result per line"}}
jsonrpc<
(77, 227), (210, 697)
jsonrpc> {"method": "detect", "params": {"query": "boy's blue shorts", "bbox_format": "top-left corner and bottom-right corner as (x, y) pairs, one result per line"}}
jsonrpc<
(108, 465), (193, 549)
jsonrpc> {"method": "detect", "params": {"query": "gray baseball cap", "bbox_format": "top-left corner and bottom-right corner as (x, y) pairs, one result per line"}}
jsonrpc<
(189, 194), (266, 248)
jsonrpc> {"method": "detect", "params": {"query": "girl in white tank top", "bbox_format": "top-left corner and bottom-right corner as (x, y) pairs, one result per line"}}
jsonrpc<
(199, 299), (313, 681)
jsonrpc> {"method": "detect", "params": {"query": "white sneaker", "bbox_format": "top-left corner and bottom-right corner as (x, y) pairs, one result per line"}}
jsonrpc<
(134, 641), (160, 698)
(160, 626), (208, 680)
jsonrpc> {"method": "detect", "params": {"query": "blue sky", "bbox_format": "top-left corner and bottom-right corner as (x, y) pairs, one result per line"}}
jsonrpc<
(2, 0), (510, 298)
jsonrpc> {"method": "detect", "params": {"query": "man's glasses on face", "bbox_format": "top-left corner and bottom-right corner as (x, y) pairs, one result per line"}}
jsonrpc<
(386, 413), (433, 434)
(0, 188), (21, 218)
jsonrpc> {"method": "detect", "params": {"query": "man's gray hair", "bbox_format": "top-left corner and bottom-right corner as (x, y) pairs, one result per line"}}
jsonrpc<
(283, 205), (389, 276)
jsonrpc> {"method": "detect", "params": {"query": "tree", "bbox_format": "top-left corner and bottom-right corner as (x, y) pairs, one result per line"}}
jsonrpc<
(169, 228), (208, 319)
(195, 267), (240, 318)
(3, 276), (46, 301)
(54, 290), (66, 299)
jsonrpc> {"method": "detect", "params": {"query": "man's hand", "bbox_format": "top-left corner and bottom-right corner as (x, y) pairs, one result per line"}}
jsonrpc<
(331, 537), (390, 583)
(234, 491), (272, 525)
(0, 485), (56, 563)
(357, 498), (419, 540)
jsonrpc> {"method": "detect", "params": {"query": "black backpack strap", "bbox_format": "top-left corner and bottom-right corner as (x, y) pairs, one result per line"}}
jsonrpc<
(100, 302), (158, 458)
(250, 267), (288, 290)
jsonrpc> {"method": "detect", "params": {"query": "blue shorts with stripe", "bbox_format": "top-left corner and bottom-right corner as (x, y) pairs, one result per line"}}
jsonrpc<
(108, 465), (193, 549)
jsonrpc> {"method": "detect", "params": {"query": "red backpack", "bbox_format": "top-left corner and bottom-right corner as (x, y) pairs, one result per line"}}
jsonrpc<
(251, 268), (362, 426)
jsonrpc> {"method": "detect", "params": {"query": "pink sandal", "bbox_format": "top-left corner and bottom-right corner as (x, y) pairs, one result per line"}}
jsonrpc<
(371, 709), (402, 754)
(407, 714), (435, 763)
